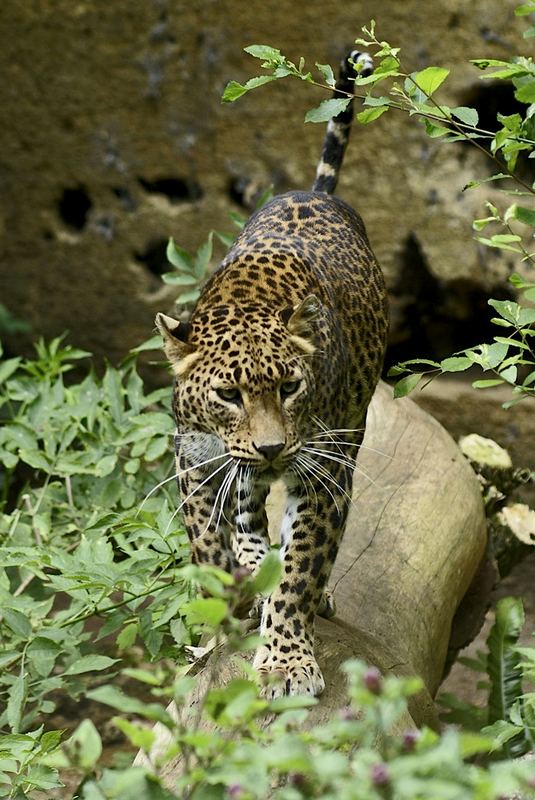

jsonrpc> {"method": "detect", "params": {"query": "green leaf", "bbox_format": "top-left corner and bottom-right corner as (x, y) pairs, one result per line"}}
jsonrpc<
(316, 62), (336, 87)
(423, 119), (452, 138)
(413, 66), (450, 96)
(161, 272), (198, 286)
(0, 357), (21, 383)
(513, 205), (535, 226)
(222, 75), (278, 103)
(356, 105), (389, 124)
(166, 238), (193, 271)
(144, 436), (169, 462)
(515, 80), (535, 104)
(487, 598), (524, 731)
(183, 597), (229, 627)
(440, 356), (473, 372)
(473, 215), (498, 231)
(305, 97), (351, 123)
(477, 235), (523, 253)
(87, 685), (173, 725)
(244, 44), (283, 62)
(131, 335), (162, 354)
(516, 2), (535, 15)
(472, 378), (505, 389)
(194, 232), (213, 279)
(464, 173), (512, 190)
(176, 288), (201, 305)
(27, 637), (60, 678)
(63, 655), (120, 675)
(500, 365), (518, 384)
(7, 672), (27, 733)
(65, 720), (102, 771)
(488, 299), (521, 325)
(519, 307), (535, 325)
(393, 373), (422, 398)
(112, 718), (156, 752)
(451, 105), (479, 126)
(250, 550), (282, 596)
(2, 608), (32, 638)
(483, 719), (525, 752)
(18, 448), (50, 471)
(116, 623), (138, 650)
(94, 454), (117, 477)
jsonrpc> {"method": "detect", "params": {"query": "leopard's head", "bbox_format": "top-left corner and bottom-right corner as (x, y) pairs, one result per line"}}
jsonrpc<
(156, 295), (321, 475)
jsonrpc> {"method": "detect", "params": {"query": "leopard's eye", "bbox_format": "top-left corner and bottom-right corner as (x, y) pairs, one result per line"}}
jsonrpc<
(280, 379), (301, 398)
(216, 387), (242, 404)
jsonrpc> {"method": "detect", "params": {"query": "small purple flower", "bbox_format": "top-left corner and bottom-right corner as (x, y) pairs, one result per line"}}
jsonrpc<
(339, 705), (358, 721)
(227, 784), (243, 799)
(402, 729), (420, 751)
(371, 763), (390, 787)
(364, 666), (382, 695)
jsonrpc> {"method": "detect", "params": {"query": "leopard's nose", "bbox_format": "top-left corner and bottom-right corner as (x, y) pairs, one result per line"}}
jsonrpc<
(254, 441), (285, 460)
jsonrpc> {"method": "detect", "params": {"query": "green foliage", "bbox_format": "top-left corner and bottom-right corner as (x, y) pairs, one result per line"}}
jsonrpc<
(228, 11), (535, 407)
(0, 337), (198, 737)
(440, 597), (535, 759)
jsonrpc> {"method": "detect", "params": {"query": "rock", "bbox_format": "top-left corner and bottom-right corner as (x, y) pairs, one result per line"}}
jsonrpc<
(134, 381), (487, 783)
(0, 2), (527, 361)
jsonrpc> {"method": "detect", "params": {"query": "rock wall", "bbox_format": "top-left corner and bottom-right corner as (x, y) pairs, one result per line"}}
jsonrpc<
(0, 0), (527, 362)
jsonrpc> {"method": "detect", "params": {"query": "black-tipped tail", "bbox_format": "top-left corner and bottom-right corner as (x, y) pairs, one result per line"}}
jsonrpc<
(312, 50), (373, 194)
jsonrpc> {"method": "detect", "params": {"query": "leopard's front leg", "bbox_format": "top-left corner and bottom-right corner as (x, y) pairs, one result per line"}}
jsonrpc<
(253, 456), (355, 697)
(232, 478), (270, 576)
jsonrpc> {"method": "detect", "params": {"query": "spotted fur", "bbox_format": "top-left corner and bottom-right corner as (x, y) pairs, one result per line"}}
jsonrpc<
(156, 50), (388, 697)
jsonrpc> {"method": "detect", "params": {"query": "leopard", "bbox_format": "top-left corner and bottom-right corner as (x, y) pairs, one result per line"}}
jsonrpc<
(156, 49), (388, 697)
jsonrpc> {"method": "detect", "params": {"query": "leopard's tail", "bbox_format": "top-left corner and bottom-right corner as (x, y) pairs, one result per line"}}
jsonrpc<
(312, 50), (373, 194)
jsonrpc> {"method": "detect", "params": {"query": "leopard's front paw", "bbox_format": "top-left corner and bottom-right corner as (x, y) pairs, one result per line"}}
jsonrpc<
(253, 651), (325, 698)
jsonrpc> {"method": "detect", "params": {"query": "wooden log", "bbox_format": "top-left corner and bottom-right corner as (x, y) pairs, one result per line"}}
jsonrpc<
(135, 380), (488, 778)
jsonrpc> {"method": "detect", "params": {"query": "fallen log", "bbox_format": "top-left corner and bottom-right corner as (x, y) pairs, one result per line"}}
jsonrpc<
(136, 380), (488, 780)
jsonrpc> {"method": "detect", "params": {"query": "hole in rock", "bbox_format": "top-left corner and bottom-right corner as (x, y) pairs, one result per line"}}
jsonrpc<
(385, 232), (516, 373)
(137, 176), (202, 203)
(135, 238), (169, 277)
(58, 187), (92, 230)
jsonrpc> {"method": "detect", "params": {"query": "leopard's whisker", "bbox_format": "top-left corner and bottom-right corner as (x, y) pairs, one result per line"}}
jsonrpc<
(297, 454), (342, 513)
(299, 452), (356, 506)
(310, 438), (392, 459)
(236, 466), (248, 539)
(136, 469), (177, 516)
(302, 446), (375, 486)
(291, 460), (318, 515)
(138, 450), (229, 517)
(164, 457), (233, 537)
(203, 460), (237, 537)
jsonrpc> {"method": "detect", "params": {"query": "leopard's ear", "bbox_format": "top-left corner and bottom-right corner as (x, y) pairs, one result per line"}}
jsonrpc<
(155, 313), (200, 376)
(281, 294), (321, 354)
